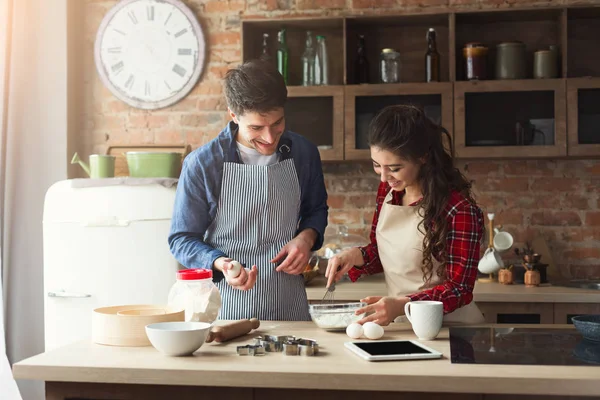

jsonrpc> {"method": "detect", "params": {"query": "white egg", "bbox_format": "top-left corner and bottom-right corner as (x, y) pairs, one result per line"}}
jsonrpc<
(228, 261), (242, 278)
(363, 322), (384, 340)
(346, 323), (363, 339)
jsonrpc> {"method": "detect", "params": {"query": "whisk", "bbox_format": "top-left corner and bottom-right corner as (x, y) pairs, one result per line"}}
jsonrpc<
(321, 282), (336, 303)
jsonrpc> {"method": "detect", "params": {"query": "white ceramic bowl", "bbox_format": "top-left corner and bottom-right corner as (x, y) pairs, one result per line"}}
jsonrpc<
(145, 321), (211, 356)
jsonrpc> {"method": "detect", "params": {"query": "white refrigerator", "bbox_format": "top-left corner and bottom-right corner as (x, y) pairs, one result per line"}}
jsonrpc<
(43, 180), (180, 350)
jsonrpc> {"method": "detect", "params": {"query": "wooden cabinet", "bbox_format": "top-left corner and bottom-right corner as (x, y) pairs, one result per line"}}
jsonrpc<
(554, 303), (600, 324)
(285, 86), (345, 161)
(345, 82), (453, 160)
(454, 79), (567, 158)
(241, 5), (600, 161)
(566, 78), (600, 156)
(478, 302), (554, 324)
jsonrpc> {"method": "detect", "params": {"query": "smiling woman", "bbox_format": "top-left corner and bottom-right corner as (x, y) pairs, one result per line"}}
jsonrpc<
(326, 105), (485, 326)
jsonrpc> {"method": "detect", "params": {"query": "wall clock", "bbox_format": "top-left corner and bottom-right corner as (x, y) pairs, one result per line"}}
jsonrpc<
(94, 0), (206, 110)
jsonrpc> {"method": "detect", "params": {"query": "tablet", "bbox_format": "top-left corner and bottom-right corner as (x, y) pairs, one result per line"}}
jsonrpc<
(344, 340), (443, 362)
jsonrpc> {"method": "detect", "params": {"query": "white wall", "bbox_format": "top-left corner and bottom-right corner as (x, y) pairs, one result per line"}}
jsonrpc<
(5, 0), (68, 398)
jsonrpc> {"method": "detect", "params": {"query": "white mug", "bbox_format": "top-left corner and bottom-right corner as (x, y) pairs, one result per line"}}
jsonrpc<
(477, 247), (504, 274)
(404, 301), (443, 340)
(493, 231), (514, 252)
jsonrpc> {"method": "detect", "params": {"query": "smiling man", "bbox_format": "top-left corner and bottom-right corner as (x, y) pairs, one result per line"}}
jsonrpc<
(168, 59), (328, 321)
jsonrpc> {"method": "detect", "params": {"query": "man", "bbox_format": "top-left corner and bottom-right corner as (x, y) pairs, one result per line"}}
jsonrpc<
(168, 59), (328, 321)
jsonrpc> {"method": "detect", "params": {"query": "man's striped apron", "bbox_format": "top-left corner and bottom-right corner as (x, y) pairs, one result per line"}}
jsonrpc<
(205, 158), (311, 321)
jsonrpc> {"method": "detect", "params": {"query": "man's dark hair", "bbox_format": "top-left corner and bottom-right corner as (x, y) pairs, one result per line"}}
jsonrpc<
(223, 59), (287, 116)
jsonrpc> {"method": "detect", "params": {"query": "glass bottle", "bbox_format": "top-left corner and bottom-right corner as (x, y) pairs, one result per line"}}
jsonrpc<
(301, 31), (316, 86)
(276, 28), (289, 84)
(380, 48), (400, 83)
(260, 33), (271, 62)
(314, 35), (328, 85)
(355, 34), (369, 84)
(425, 28), (440, 82)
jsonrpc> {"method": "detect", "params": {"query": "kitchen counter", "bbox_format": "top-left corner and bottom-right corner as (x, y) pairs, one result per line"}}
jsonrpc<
(13, 322), (600, 399)
(305, 275), (600, 303)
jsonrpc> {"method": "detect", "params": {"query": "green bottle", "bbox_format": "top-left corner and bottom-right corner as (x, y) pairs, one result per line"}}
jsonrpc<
(277, 28), (289, 84)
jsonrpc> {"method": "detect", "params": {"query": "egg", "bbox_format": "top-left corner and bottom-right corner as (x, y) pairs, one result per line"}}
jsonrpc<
(346, 323), (363, 339)
(363, 322), (384, 340)
(228, 261), (242, 278)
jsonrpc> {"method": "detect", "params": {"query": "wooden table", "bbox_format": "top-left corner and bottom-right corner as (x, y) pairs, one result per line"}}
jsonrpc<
(13, 322), (600, 400)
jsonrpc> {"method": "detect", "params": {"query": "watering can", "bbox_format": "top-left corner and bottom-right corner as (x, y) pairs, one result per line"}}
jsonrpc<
(71, 153), (115, 178)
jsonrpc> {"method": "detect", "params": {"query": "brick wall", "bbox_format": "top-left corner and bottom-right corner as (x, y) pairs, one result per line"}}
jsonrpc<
(81, 0), (600, 279)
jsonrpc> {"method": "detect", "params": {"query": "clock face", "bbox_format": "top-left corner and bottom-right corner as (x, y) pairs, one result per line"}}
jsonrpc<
(94, 0), (205, 110)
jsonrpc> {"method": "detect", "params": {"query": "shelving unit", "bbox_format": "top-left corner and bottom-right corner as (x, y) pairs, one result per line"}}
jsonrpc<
(241, 5), (600, 161)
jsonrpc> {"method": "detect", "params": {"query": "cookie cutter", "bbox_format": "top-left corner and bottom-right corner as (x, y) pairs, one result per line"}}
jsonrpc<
(254, 335), (296, 352)
(236, 344), (265, 356)
(297, 339), (319, 356)
(283, 341), (299, 356)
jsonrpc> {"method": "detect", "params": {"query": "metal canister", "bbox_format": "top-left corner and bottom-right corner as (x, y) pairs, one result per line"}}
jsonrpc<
(534, 50), (558, 79)
(495, 42), (526, 80)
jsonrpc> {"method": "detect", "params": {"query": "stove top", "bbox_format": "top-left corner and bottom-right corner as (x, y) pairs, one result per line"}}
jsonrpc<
(449, 326), (600, 366)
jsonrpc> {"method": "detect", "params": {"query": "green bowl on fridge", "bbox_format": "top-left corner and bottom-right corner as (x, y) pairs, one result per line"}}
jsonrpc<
(125, 152), (183, 178)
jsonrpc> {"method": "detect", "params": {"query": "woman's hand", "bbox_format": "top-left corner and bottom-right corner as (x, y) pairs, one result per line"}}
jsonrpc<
(355, 296), (410, 326)
(324, 247), (364, 289)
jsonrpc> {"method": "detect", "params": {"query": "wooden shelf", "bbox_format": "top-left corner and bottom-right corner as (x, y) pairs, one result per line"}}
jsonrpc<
(567, 77), (600, 157)
(241, 6), (600, 161)
(345, 14), (451, 84)
(455, 8), (565, 81)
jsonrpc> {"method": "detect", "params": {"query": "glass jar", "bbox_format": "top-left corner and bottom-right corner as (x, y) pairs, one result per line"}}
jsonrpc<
(168, 269), (221, 323)
(463, 43), (488, 80)
(380, 48), (400, 83)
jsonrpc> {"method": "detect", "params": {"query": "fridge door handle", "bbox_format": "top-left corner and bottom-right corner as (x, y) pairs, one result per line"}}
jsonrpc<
(47, 290), (91, 298)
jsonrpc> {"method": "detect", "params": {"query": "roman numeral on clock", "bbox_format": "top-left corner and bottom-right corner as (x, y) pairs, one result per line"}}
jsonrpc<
(172, 64), (187, 77)
(147, 5), (154, 21)
(174, 28), (188, 38)
(125, 74), (135, 90)
(128, 11), (138, 24)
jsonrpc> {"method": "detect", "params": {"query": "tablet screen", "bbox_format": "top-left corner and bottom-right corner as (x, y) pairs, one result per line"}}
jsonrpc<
(353, 340), (433, 356)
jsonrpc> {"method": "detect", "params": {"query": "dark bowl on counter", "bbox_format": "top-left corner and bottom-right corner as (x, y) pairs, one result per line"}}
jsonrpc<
(572, 315), (600, 342)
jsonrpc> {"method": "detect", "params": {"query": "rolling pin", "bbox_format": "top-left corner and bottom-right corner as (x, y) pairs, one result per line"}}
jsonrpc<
(206, 318), (260, 343)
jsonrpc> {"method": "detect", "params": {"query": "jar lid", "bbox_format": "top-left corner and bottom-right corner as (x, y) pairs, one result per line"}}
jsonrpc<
(176, 268), (213, 280)
(382, 48), (396, 53)
(465, 42), (486, 48)
(497, 41), (525, 47)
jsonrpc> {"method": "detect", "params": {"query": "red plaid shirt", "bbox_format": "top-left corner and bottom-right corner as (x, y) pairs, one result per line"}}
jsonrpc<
(348, 182), (484, 314)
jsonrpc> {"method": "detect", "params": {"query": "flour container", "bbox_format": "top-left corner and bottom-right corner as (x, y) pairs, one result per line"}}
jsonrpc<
(168, 269), (222, 323)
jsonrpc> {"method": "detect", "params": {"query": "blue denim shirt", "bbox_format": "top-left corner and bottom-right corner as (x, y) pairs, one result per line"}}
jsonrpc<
(168, 121), (328, 282)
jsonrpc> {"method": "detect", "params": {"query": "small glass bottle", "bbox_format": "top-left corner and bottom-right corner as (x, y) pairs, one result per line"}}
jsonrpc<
(276, 28), (289, 84)
(314, 35), (328, 85)
(380, 48), (400, 83)
(301, 31), (316, 86)
(425, 28), (440, 82)
(355, 34), (369, 84)
(260, 33), (271, 62)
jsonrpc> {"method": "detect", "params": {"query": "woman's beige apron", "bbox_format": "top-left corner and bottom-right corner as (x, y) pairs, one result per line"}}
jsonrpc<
(376, 191), (484, 324)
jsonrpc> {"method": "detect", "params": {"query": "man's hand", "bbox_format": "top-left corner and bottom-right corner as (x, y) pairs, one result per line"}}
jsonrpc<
(214, 257), (258, 291)
(272, 229), (316, 275)
(355, 296), (410, 326)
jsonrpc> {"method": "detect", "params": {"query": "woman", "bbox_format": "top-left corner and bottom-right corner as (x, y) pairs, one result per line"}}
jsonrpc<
(325, 105), (485, 325)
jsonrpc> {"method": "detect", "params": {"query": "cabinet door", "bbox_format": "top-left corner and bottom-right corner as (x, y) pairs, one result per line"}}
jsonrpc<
(478, 302), (554, 324)
(454, 79), (567, 158)
(285, 86), (345, 161)
(554, 303), (600, 325)
(345, 82), (453, 160)
(566, 78), (600, 157)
